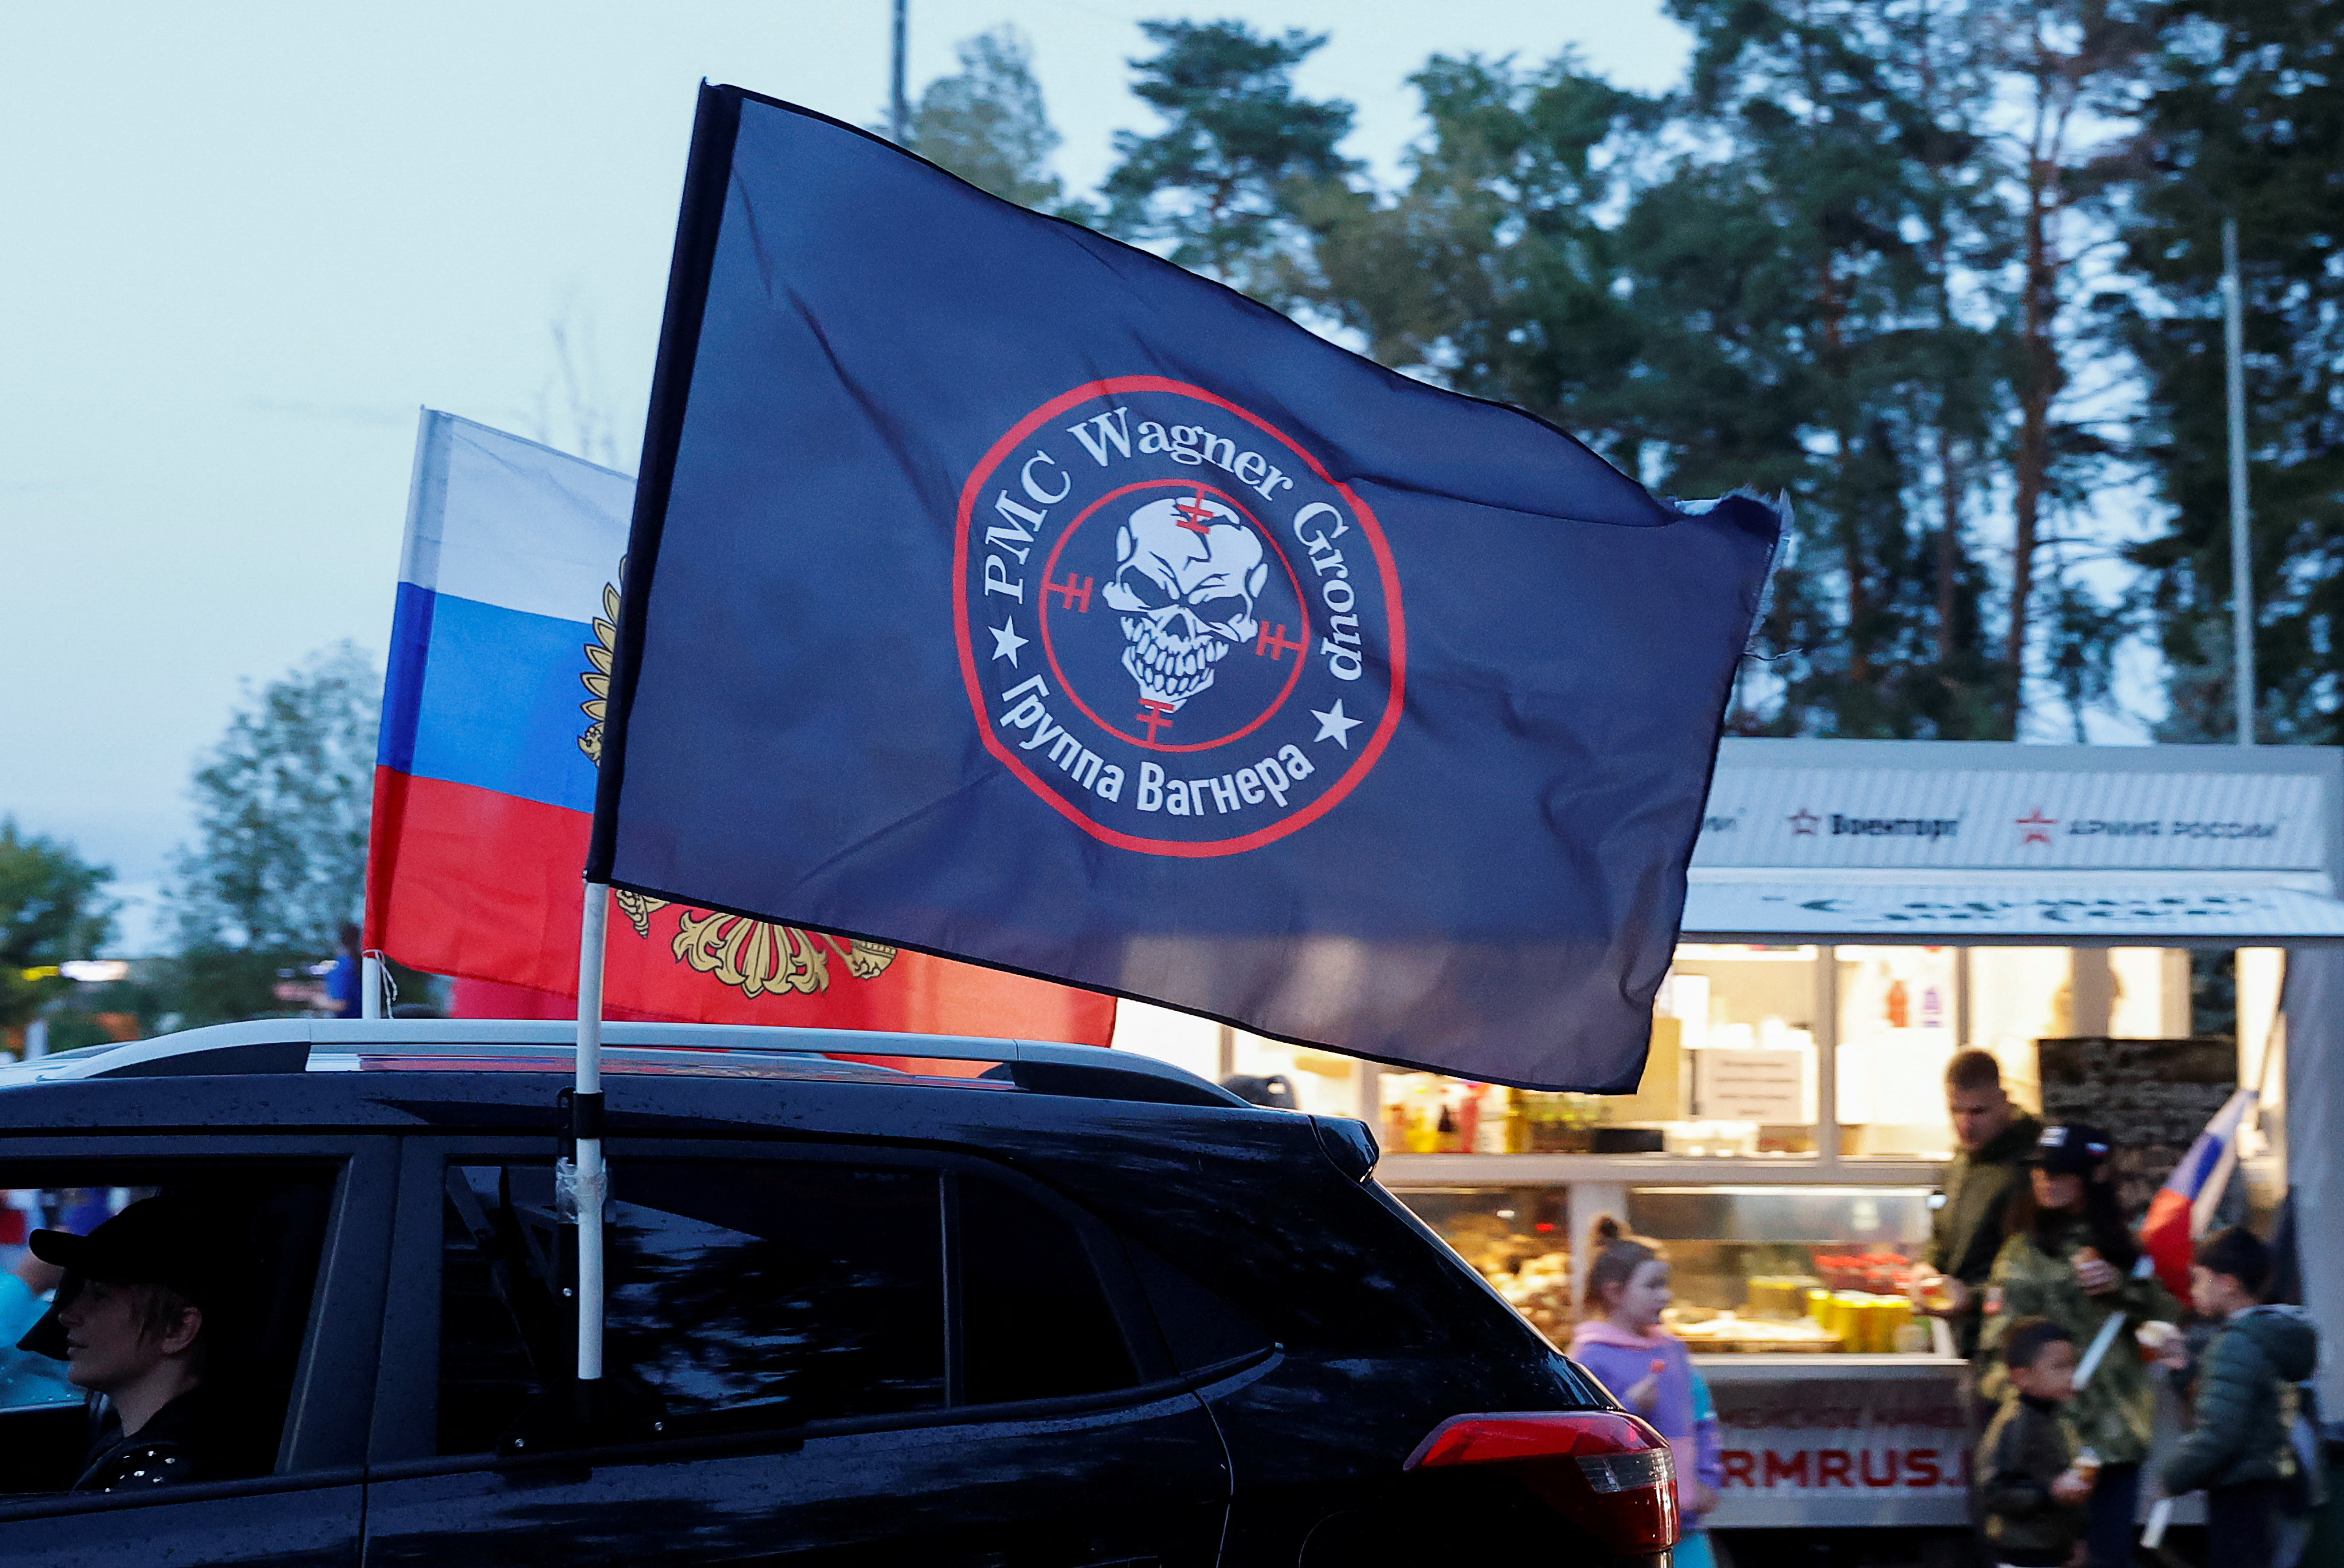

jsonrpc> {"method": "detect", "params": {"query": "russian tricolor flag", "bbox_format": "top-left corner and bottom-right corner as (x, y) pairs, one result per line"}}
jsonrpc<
(2141, 1086), (2259, 1298)
(366, 410), (1114, 1041)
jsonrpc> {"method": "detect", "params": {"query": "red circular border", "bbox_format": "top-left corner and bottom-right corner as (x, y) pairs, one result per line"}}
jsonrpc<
(954, 377), (1408, 859)
(1037, 478), (1310, 753)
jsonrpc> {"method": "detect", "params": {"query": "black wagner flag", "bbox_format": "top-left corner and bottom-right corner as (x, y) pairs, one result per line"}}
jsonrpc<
(588, 85), (1781, 1091)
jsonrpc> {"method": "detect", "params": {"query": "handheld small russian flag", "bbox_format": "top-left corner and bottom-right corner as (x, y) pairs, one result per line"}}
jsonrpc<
(2141, 1086), (2259, 1298)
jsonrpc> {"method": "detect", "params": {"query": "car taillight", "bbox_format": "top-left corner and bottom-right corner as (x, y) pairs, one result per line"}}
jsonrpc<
(1404, 1410), (1678, 1554)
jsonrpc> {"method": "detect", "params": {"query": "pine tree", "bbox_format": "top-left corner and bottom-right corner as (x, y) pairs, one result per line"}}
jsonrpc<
(1101, 20), (1357, 304)
(2119, 0), (2344, 742)
(1971, 0), (2152, 734)
(1634, 0), (2012, 736)
(904, 26), (1066, 212)
(1299, 52), (1651, 466)
(1097, 6), (2206, 743)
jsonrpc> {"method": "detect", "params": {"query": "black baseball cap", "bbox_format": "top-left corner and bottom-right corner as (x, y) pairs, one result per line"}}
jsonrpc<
(2026, 1123), (2112, 1174)
(28, 1195), (224, 1307)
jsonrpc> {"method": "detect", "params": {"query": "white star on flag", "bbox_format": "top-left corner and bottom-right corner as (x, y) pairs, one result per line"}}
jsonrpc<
(1310, 699), (1362, 749)
(989, 619), (1029, 667)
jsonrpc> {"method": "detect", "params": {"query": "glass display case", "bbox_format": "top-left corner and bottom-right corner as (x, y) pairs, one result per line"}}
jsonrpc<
(1388, 1182), (1941, 1356)
(1625, 1183), (1936, 1354)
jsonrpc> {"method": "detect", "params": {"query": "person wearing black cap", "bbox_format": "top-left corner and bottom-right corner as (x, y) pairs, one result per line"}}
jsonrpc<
(22, 1196), (234, 1493)
(1977, 1124), (2181, 1568)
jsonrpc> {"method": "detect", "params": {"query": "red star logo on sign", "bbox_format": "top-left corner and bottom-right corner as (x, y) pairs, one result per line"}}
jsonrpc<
(1789, 809), (1820, 835)
(2016, 808), (2057, 845)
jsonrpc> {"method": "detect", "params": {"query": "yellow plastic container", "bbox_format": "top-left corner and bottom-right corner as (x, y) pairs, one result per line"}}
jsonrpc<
(1844, 1295), (1911, 1352)
(1830, 1292), (1870, 1349)
(1875, 1297), (1914, 1353)
(1862, 1298), (1892, 1353)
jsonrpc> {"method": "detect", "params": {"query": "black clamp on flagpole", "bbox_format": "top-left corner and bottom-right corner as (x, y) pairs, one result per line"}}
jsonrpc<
(555, 1086), (607, 1164)
(572, 1088), (605, 1145)
(551, 1087), (605, 1172)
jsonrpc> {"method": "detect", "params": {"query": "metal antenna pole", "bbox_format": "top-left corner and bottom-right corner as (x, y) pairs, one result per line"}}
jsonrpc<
(890, 0), (909, 146)
(2223, 214), (2253, 746)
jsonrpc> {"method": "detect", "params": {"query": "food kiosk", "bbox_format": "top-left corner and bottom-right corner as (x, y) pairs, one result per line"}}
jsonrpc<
(1116, 738), (2344, 1531)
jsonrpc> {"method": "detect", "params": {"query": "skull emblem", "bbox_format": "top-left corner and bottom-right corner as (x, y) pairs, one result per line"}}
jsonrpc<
(1101, 495), (1269, 709)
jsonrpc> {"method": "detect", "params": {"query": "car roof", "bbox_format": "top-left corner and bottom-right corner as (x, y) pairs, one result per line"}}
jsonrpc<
(0, 1018), (1249, 1108)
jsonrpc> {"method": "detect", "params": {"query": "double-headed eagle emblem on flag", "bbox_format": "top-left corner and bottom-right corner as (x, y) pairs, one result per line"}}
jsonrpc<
(577, 568), (895, 1000)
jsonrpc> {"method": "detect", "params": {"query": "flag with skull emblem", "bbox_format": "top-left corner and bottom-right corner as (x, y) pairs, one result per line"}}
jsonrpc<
(587, 85), (1781, 1091)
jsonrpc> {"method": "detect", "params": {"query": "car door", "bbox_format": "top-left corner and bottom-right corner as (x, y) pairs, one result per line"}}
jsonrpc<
(362, 1135), (1229, 1567)
(0, 1135), (392, 1568)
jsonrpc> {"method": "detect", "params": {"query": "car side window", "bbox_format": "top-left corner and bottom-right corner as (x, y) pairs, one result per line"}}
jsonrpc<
(604, 1161), (946, 1434)
(437, 1170), (546, 1455)
(957, 1173), (1135, 1403)
(434, 1155), (1156, 1457)
(438, 1159), (945, 1452)
(0, 1164), (340, 1496)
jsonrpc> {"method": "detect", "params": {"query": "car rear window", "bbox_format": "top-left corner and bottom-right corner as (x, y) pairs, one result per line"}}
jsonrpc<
(968, 1117), (1526, 1356)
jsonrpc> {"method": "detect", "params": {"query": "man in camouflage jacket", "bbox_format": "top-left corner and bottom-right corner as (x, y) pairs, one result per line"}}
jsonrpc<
(1923, 1051), (2042, 1360)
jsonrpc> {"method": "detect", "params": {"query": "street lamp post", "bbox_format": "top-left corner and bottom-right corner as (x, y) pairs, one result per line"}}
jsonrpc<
(2223, 214), (2253, 746)
(890, 0), (909, 146)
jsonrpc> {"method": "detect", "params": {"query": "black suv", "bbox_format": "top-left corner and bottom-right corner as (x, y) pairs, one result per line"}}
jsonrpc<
(0, 1021), (1676, 1566)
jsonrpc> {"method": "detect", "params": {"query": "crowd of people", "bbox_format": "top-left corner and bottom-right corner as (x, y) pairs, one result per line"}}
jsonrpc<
(1571, 1047), (2324, 1568)
(1909, 1049), (2322, 1568)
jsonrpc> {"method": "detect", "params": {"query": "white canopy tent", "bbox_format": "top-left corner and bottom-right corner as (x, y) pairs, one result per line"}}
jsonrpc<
(1690, 738), (2344, 1428)
(1685, 738), (2344, 946)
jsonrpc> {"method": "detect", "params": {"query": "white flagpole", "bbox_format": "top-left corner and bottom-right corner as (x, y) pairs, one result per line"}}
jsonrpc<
(360, 954), (384, 1019)
(2072, 1306), (2127, 1389)
(2074, 1255), (2160, 1390)
(575, 881), (610, 1386)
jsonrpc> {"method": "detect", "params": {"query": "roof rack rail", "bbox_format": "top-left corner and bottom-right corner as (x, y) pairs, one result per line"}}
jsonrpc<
(94, 1039), (311, 1078)
(980, 1056), (1235, 1107)
(0, 1019), (1251, 1109)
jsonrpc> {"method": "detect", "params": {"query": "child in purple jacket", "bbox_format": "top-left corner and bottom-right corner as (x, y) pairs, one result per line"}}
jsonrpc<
(1569, 1217), (1722, 1562)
